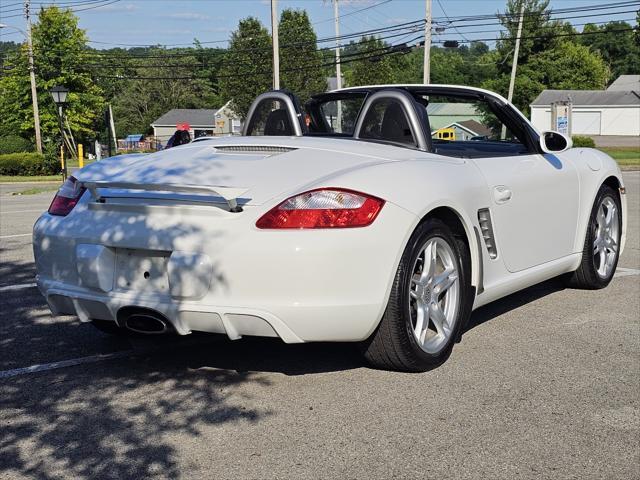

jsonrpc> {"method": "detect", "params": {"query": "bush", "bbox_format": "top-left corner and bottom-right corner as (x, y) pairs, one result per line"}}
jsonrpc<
(43, 142), (63, 174)
(572, 135), (595, 148)
(0, 152), (57, 176)
(0, 135), (34, 155)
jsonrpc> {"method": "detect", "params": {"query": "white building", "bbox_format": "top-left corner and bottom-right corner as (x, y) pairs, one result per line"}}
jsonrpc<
(530, 75), (640, 137)
(151, 101), (241, 144)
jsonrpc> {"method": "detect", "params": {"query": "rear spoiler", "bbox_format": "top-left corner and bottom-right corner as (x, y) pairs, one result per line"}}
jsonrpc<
(80, 181), (248, 212)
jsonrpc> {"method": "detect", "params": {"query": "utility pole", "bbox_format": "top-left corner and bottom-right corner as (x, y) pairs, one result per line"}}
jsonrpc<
(507, 1), (525, 104)
(108, 104), (117, 154)
(333, 0), (341, 91)
(502, 0), (525, 138)
(333, 0), (342, 131)
(24, 0), (42, 153)
(271, 0), (280, 90)
(422, 0), (432, 84)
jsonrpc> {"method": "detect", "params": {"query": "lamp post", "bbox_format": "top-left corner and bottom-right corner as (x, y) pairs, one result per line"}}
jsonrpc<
(50, 85), (70, 179)
(0, 23), (43, 153)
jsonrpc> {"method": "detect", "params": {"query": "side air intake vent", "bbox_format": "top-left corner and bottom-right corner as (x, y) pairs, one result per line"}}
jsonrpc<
(478, 208), (498, 259)
(214, 145), (296, 154)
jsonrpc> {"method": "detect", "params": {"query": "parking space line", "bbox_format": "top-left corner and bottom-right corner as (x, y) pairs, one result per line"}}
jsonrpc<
(0, 350), (138, 379)
(0, 209), (46, 214)
(615, 267), (640, 278)
(0, 283), (37, 292)
(0, 338), (210, 379)
(0, 233), (32, 239)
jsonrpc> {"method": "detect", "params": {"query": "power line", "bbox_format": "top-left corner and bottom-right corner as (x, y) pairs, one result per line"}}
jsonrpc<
(78, 2), (638, 52)
(58, 25), (635, 83)
(313, 0), (392, 25)
(0, 0), (119, 16)
(435, 0), (470, 42)
(82, 35), (424, 81)
(432, 25), (636, 45)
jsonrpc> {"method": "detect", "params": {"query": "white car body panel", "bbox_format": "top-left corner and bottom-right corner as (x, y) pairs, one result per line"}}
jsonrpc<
(33, 86), (627, 344)
(471, 152), (580, 272)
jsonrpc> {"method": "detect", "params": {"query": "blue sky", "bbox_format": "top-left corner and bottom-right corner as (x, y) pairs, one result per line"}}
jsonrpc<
(0, 0), (637, 49)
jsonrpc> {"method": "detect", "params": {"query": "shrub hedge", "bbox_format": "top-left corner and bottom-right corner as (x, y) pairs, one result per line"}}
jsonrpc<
(0, 135), (33, 155)
(572, 135), (596, 148)
(0, 152), (58, 176)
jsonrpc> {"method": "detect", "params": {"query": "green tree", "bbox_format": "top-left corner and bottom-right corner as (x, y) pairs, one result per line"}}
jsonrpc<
(483, 0), (610, 114)
(495, 0), (563, 74)
(110, 48), (217, 137)
(580, 21), (640, 81)
(344, 36), (394, 87)
(0, 7), (104, 143)
(279, 9), (326, 102)
(430, 48), (467, 85)
(483, 41), (608, 115)
(219, 17), (272, 119)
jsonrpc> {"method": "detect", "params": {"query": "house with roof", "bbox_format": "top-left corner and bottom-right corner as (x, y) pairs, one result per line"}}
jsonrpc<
(426, 103), (484, 131)
(530, 75), (640, 137)
(150, 101), (241, 144)
(432, 119), (493, 141)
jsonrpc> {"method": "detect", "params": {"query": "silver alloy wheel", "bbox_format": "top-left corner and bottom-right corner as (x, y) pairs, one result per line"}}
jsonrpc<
(409, 237), (460, 354)
(593, 196), (619, 278)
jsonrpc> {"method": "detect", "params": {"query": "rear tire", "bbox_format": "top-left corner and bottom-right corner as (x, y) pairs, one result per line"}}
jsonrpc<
(566, 184), (621, 289)
(362, 218), (473, 372)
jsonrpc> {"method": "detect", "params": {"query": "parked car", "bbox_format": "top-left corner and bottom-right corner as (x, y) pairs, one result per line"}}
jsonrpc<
(34, 85), (626, 371)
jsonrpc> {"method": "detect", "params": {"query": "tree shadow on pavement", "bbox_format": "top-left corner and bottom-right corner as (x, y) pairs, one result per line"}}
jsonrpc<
(0, 246), (37, 287)
(0, 354), (271, 479)
(0, 253), (363, 479)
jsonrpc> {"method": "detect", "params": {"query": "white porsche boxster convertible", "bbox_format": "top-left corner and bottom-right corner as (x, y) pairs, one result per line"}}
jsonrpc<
(33, 85), (626, 371)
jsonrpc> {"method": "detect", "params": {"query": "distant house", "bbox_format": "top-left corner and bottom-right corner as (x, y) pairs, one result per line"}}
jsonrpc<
(606, 75), (640, 92)
(530, 76), (640, 137)
(433, 119), (493, 141)
(427, 103), (483, 131)
(150, 101), (241, 144)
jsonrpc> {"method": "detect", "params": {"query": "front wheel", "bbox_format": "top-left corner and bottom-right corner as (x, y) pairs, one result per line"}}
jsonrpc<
(362, 218), (472, 372)
(566, 184), (622, 289)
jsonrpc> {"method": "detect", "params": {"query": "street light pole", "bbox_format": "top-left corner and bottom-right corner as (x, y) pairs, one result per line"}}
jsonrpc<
(50, 85), (71, 179)
(0, 18), (42, 153)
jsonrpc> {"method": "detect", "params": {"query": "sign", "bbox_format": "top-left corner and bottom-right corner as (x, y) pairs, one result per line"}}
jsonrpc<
(216, 120), (225, 128)
(552, 102), (571, 136)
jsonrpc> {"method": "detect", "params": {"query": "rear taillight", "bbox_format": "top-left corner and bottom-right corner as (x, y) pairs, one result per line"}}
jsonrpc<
(48, 176), (86, 216)
(256, 188), (385, 229)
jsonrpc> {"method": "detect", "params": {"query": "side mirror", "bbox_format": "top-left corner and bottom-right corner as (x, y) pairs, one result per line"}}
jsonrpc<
(539, 131), (572, 153)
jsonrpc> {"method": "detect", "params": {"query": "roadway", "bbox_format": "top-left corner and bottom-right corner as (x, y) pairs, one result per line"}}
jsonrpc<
(0, 174), (638, 479)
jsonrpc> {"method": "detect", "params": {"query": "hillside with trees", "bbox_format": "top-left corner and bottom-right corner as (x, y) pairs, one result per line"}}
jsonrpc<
(0, 0), (637, 151)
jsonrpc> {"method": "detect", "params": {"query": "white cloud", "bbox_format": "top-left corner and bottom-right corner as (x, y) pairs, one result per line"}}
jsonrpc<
(97, 3), (138, 12)
(163, 12), (211, 21)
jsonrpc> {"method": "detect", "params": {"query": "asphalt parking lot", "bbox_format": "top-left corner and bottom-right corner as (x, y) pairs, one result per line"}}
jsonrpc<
(0, 174), (638, 480)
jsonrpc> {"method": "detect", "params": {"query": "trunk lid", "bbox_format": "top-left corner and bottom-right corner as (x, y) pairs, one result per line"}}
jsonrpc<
(75, 138), (400, 206)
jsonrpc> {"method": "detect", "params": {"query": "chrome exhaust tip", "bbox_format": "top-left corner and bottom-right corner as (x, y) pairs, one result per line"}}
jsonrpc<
(124, 313), (169, 335)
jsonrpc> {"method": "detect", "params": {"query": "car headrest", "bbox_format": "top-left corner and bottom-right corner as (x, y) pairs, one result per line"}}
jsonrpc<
(381, 102), (413, 145)
(264, 109), (293, 136)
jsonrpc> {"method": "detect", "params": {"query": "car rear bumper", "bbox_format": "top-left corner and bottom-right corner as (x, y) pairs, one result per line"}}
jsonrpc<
(33, 201), (416, 342)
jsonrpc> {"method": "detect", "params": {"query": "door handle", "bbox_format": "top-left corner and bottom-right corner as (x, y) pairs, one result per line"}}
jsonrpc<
(493, 185), (512, 204)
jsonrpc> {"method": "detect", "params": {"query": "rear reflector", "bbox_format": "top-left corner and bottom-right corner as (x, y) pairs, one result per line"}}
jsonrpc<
(256, 188), (384, 229)
(48, 176), (86, 216)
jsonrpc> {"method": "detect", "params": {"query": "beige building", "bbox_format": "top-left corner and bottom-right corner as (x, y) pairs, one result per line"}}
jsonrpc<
(151, 101), (241, 145)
